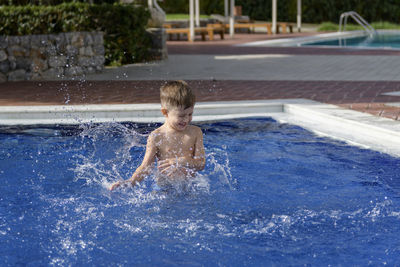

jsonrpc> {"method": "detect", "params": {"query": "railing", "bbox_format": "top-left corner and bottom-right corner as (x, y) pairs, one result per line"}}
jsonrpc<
(338, 11), (377, 36)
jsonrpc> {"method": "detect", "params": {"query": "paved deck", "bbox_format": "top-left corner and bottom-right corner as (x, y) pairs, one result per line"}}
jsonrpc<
(0, 33), (400, 121)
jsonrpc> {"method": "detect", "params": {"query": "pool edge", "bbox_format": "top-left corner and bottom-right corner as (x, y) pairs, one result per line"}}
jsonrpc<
(238, 30), (400, 50)
(0, 99), (399, 157)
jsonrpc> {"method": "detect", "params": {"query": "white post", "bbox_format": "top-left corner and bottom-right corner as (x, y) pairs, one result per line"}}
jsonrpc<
(297, 0), (301, 32)
(195, 0), (200, 27)
(148, 0), (152, 8)
(224, 0), (229, 17)
(189, 0), (195, 41)
(229, 0), (235, 37)
(272, 0), (277, 34)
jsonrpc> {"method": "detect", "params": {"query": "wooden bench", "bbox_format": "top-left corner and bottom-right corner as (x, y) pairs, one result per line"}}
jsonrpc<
(206, 24), (225, 40)
(277, 22), (294, 34)
(225, 23), (273, 34)
(164, 24), (224, 42)
(221, 22), (294, 34)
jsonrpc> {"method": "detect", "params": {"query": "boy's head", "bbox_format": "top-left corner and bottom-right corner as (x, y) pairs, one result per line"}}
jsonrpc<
(160, 80), (195, 110)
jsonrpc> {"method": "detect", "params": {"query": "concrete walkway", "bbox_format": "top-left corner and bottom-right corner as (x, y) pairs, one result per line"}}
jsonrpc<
(86, 54), (400, 81)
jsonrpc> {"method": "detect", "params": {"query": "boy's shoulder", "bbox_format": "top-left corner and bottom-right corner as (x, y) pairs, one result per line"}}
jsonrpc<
(149, 126), (164, 139)
(191, 124), (201, 129)
(149, 124), (202, 138)
(152, 124), (201, 133)
(186, 125), (203, 139)
(187, 124), (202, 133)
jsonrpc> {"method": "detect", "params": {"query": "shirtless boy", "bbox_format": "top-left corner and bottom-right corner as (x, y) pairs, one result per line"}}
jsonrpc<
(110, 80), (205, 191)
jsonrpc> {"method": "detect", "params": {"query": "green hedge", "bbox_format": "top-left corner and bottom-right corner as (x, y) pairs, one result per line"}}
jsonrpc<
(159, 0), (400, 24)
(0, 0), (119, 6)
(0, 3), (152, 65)
(0, 0), (117, 5)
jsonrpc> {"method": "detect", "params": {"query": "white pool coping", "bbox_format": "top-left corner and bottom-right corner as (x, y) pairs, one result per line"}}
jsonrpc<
(238, 31), (367, 47)
(238, 30), (400, 49)
(0, 99), (399, 157)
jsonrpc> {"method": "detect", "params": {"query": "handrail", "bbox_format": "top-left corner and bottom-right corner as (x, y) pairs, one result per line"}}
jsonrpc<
(338, 11), (377, 36)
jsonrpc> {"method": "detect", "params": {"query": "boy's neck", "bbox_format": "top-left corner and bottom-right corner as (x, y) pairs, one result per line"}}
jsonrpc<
(163, 122), (189, 133)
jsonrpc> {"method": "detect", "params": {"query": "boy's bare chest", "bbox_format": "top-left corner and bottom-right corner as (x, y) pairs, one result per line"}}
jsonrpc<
(157, 134), (195, 159)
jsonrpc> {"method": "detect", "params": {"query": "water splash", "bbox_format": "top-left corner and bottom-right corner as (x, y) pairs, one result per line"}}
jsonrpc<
(72, 123), (146, 189)
(59, 82), (71, 104)
(207, 145), (237, 190)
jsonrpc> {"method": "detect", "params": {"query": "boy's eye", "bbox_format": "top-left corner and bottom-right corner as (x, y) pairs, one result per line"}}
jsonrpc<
(178, 113), (192, 118)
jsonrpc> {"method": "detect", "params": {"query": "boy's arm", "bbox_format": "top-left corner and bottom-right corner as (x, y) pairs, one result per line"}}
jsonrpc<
(110, 133), (158, 191)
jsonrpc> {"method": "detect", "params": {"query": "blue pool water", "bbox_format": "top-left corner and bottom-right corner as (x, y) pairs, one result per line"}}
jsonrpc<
(1, 118), (400, 265)
(302, 32), (400, 49)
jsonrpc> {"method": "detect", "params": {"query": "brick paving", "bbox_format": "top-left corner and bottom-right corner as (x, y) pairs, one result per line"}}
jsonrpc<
(0, 33), (400, 121)
(1, 80), (399, 120)
(168, 45), (400, 56)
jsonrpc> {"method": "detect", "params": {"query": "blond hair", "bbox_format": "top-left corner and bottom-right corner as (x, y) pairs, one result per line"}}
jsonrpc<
(160, 80), (196, 109)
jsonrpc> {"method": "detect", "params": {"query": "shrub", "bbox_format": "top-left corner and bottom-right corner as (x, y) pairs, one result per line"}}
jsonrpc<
(159, 0), (224, 16)
(0, 3), (152, 65)
(0, 0), (118, 6)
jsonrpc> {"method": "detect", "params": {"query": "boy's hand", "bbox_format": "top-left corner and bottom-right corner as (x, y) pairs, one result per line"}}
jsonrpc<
(158, 158), (177, 168)
(158, 158), (188, 177)
(158, 158), (177, 176)
(109, 181), (124, 191)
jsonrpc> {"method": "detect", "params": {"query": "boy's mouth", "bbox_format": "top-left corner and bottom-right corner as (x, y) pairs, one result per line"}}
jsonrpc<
(178, 122), (187, 128)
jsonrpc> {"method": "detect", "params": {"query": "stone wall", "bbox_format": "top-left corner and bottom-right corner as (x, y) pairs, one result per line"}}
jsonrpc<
(0, 32), (105, 82)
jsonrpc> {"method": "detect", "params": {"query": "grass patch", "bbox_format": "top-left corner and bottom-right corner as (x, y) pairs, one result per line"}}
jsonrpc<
(371, 21), (400, 29)
(317, 22), (338, 31)
(318, 21), (400, 32)
(166, 13), (211, 20)
(317, 22), (362, 31)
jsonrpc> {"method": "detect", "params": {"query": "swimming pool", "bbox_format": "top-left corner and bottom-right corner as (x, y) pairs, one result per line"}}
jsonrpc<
(241, 30), (400, 50)
(1, 118), (400, 265)
(301, 31), (400, 49)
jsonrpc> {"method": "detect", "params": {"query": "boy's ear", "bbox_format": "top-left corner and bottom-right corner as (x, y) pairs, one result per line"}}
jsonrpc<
(161, 108), (168, 117)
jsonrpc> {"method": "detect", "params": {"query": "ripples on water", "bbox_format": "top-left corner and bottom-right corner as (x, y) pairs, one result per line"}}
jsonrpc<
(1, 118), (400, 265)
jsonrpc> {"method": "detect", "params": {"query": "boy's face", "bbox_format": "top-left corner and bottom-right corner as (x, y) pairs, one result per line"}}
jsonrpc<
(162, 106), (194, 131)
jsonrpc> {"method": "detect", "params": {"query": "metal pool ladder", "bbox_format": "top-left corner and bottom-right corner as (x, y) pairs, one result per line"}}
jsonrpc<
(339, 11), (377, 36)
